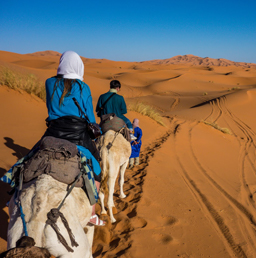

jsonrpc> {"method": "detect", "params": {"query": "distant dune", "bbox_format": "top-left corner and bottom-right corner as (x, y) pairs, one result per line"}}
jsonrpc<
(27, 50), (61, 57)
(20, 50), (256, 68)
(1, 50), (256, 257)
(147, 54), (256, 68)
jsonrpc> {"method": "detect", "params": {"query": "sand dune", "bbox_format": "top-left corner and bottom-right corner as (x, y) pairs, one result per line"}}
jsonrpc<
(12, 60), (56, 69)
(0, 50), (256, 257)
(27, 50), (61, 57)
(148, 54), (256, 68)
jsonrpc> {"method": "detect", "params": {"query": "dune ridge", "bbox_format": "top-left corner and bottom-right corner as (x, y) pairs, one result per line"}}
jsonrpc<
(147, 54), (256, 68)
(27, 50), (61, 57)
(1, 50), (256, 257)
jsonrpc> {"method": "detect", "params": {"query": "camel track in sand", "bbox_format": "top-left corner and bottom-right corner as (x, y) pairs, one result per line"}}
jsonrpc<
(174, 121), (247, 258)
(173, 95), (256, 257)
(92, 95), (256, 258)
(92, 130), (172, 257)
(209, 97), (256, 209)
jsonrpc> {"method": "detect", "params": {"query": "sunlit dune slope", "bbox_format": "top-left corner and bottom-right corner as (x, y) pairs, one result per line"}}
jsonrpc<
(1, 50), (255, 104)
(148, 54), (256, 68)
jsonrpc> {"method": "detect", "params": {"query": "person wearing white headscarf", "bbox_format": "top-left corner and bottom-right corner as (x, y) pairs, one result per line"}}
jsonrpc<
(46, 51), (91, 121)
(57, 50), (84, 81)
(44, 51), (105, 226)
(129, 118), (142, 169)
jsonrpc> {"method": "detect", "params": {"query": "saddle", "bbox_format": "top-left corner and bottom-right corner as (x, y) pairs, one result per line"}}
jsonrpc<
(14, 136), (97, 205)
(100, 113), (131, 142)
(20, 136), (84, 187)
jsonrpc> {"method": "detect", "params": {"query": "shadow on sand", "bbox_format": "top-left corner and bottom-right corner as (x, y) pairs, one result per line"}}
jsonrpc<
(0, 137), (30, 242)
(4, 137), (30, 159)
(0, 168), (11, 242)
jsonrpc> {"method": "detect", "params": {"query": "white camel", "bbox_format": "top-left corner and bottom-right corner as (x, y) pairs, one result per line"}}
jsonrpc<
(7, 174), (94, 258)
(97, 130), (131, 223)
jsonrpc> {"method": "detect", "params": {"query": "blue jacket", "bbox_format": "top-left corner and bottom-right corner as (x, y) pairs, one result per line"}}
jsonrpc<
(45, 77), (101, 176)
(96, 90), (132, 129)
(130, 127), (142, 158)
(46, 77), (95, 123)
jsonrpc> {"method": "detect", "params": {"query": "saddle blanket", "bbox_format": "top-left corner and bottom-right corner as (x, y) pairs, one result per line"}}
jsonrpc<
(0, 137), (98, 203)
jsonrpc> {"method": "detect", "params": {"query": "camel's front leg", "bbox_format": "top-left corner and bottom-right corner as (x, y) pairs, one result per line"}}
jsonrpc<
(85, 224), (95, 257)
(7, 196), (24, 249)
(119, 160), (128, 198)
(99, 190), (107, 215)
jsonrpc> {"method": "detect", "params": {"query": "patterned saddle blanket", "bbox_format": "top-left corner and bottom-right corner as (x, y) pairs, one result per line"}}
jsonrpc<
(0, 136), (98, 205)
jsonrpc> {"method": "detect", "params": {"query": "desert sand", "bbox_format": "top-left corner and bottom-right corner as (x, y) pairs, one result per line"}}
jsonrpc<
(0, 50), (256, 257)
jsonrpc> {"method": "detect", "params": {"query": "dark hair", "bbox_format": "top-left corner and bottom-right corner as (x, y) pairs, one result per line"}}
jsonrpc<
(110, 80), (121, 89)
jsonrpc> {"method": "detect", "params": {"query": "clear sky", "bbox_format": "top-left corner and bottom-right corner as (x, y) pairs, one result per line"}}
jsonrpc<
(1, 0), (255, 63)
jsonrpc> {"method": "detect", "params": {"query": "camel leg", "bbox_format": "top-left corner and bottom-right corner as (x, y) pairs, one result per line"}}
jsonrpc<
(7, 217), (23, 249)
(7, 196), (24, 249)
(99, 190), (107, 215)
(85, 224), (95, 257)
(108, 169), (119, 223)
(119, 160), (129, 199)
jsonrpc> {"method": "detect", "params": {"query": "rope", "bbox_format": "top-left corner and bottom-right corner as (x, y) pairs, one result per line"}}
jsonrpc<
(46, 170), (83, 252)
(15, 170), (29, 237)
(46, 209), (78, 252)
(106, 126), (125, 150)
(15, 156), (87, 253)
(18, 200), (28, 237)
(57, 170), (82, 210)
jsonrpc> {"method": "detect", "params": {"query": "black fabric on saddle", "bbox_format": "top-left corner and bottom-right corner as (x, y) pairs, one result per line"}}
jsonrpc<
(21, 136), (84, 187)
(100, 113), (131, 142)
(44, 116), (101, 162)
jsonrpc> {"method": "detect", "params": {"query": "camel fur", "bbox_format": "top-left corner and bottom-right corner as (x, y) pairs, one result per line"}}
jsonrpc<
(97, 130), (131, 223)
(7, 174), (94, 258)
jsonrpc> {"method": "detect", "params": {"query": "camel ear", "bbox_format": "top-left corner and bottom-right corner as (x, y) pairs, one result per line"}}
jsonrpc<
(16, 236), (35, 247)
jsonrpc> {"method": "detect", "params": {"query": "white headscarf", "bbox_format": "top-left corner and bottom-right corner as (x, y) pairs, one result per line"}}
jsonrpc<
(57, 51), (84, 81)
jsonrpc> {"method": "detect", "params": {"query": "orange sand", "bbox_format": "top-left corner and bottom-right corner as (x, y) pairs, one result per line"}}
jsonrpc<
(0, 50), (256, 257)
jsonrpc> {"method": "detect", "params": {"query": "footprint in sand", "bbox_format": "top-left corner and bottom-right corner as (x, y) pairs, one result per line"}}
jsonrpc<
(154, 215), (178, 227)
(162, 215), (178, 226)
(125, 192), (141, 203)
(115, 200), (128, 211)
(109, 237), (121, 249)
(153, 233), (173, 244)
(114, 217), (133, 234)
(130, 216), (147, 229)
(123, 183), (135, 191)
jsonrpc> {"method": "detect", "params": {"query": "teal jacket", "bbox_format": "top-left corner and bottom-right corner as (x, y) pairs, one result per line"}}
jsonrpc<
(96, 90), (132, 129)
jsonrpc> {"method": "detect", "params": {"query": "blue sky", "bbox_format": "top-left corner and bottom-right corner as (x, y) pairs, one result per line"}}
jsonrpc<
(0, 0), (255, 63)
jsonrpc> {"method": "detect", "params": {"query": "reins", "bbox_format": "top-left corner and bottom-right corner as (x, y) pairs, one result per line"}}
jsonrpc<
(45, 163), (87, 253)
(106, 126), (126, 150)
(15, 169), (28, 237)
